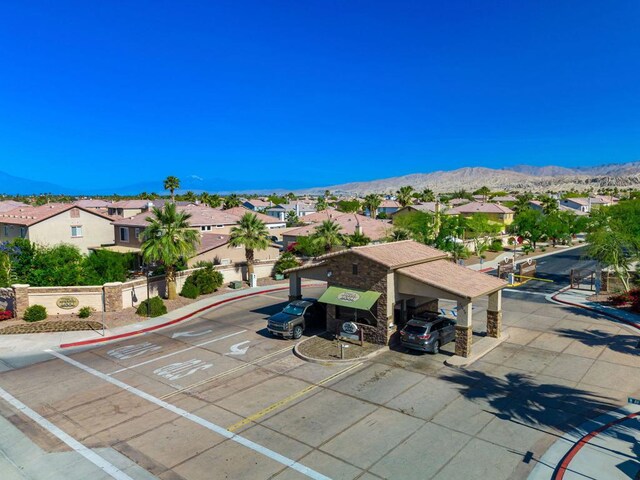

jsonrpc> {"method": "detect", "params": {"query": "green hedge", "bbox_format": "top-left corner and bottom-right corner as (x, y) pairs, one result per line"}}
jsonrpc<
(189, 264), (223, 295)
(78, 306), (94, 318)
(136, 296), (167, 317)
(24, 305), (47, 322)
(180, 279), (200, 299)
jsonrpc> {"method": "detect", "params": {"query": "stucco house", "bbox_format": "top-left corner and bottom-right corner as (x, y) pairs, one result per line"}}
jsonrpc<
(265, 202), (316, 221)
(187, 234), (280, 267)
(0, 203), (115, 253)
(446, 202), (514, 227)
(242, 199), (272, 212)
(560, 196), (618, 213)
(107, 200), (153, 218)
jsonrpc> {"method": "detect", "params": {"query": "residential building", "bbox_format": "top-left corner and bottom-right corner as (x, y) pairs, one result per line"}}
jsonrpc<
(187, 234), (280, 267)
(74, 199), (110, 215)
(107, 200), (153, 218)
(446, 202), (515, 226)
(242, 199), (272, 212)
(265, 201), (316, 221)
(0, 203), (115, 253)
(390, 202), (444, 219)
(0, 200), (29, 213)
(560, 196), (618, 213)
(528, 200), (588, 216)
(282, 211), (391, 249)
(111, 205), (286, 249)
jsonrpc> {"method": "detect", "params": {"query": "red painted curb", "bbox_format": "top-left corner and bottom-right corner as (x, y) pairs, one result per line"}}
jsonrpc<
(551, 288), (640, 331)
(552, 411), (640, 480)
(59, 283), (325, 349)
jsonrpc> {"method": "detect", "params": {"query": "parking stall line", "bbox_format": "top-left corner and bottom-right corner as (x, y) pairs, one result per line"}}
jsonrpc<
(226, 362), (364, 433)
(46, 350), (332, 480)
(160, 345), (293, 400)
(0, 386), (136, 480)
(108, 330), (246, 375)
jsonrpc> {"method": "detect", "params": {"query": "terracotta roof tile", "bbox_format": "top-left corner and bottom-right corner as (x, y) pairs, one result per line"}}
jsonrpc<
(398, 259), (506, 299)
(447, 202), (514, 215)
(285, 213), (391, 241)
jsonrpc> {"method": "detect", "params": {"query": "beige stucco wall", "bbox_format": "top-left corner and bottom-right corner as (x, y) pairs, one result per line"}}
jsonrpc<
(188, 243), (280, 267)
(28, 286), (104, 316)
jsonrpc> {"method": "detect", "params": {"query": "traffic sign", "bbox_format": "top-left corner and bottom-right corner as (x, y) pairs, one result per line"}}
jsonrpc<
(628, 397), (640, 405)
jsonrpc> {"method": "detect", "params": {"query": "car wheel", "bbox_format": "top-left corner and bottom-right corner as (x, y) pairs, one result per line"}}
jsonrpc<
(292, 325), (303, 339)
(432, 340), (440, 354)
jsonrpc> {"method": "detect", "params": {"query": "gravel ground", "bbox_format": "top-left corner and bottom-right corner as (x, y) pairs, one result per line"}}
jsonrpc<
(297, 332), (383, 361)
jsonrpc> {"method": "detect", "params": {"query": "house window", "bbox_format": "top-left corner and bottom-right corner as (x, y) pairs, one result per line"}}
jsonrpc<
(201, 226), (212, 231)
(119, 227), (129, 242)
(19, 227), (26, 238)
(352, 264), (358, 275)
(3, 226), (8, 236)
(71, 226), (83, 238)
(215, 224), (224, 229)
(134, 228), (141, 239)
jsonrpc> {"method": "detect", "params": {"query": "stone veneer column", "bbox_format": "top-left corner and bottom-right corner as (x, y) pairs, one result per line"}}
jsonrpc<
(11, 284), (29, 319)
(486, 290), (502, 338)
(455, 299), (473, 358)
(103, 282), (123, 312)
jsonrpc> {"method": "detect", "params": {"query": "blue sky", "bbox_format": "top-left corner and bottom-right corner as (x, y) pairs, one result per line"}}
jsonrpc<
(1, 1), (639, 191)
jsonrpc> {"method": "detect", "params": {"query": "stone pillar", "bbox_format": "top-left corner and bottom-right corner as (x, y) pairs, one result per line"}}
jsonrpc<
(486, 290), (502, 338)
(11, 284), (29, 319)
(288, 273), (302, 301)
(103, 282), (123, 312)
(455, 300), (473, 358)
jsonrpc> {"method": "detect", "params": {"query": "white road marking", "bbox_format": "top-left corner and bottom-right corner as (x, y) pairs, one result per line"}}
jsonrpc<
(108, 330), (246, 375)
(47, 350), (332, 480)
(153, 359), (213, 380)
(171, 329), (213, 339)
(504, 288), (550, 297)
(224, 340), (250, 356)
(107, 342), (162, 360)
(0, 386), (136, 480)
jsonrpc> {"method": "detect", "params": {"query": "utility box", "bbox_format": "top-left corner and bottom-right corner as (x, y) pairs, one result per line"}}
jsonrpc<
(249, 273), (257, 288)
(230, 281), (243, 289)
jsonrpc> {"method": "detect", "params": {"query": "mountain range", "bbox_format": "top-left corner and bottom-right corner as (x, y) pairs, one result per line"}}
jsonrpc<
(3, 161), (640, 196)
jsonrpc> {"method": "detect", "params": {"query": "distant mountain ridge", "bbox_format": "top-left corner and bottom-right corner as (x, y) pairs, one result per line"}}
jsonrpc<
(298, 161), (640, 195)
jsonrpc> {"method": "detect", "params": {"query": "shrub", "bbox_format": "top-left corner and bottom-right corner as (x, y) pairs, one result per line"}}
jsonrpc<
(24, 304), (47, 322)
(540, 247), (547, 252)
(78, 306), (94, 318)
(274, 252), (301, 276)
(180, 279), (200, 299)
(189, 264), (224, 294)
(0, 309), (12, 321)
(609, 292), (630, 306)
(489, 239), (503, 252)
(136, 296), (167, 317)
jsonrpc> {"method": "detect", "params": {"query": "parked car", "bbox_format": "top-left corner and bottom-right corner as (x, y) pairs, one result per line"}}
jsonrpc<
(267, 299), (324, 339)
(399, 314), (456, 354)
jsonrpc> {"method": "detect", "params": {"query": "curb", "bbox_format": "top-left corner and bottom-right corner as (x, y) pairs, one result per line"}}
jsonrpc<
(550, 288), (640, 332)
(60, 283), (326, 349)
(293, 335), (389, 365)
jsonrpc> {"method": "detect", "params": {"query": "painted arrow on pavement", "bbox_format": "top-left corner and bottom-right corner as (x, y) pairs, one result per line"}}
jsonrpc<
(225, 340), (250, 356)
(172, 329), (213, 339)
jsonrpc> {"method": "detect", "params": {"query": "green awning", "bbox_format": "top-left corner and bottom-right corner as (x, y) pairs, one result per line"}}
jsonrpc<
(318, 286), (381, 310)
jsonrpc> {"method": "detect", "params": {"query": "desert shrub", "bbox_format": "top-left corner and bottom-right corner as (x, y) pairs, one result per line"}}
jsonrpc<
(24, 304), (47, 322)
(180, 279), (200, 299)
(136, 296), (167, 317)
(274, 252), (301, 276)
(78, 306), (94, 318)
(489, 239), (503, 252)
(189, 264), (224, 294)
(609, 292), (630, 306)
(0, 309), (12, 320)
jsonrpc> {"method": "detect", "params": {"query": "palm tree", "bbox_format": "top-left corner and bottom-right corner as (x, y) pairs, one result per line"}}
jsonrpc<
(140, 203), (199, 300)
(312, 220), (344, 252)
(184, 191), (197, 203)
(223, 194), (241, 209)
(316, 197), (329, 211)
(206, 194), (222, 208)
(229, 213), (271, 277)
(363, 194), (382, 219)
(474, 186), (491, 202)
(163, 176), (180, 202)
(396, 186), (414, 207)
(419, 189), (436, 203)
(387, 228), (411, 242)
(540, 195), (559, 215)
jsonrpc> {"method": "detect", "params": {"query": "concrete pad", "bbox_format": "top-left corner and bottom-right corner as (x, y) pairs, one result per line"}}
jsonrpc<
(272, 449), (363, 480)
(445, 330), (511, 368)
(477, 415), (553, 453)
(369, 422), (470, 479)
(262, 389), (377, 447)
(320, 408), (423, 469)
(285, 361), (353, 384)
(373, 350), (447, 376)
(240, 423), (313, 462)
(216, 374), (311, 418)
(434, 437), (521, 480)
(191, 366), (276, 403)
(515, 313), (563, 331)
(505, 327), (543, 346)
(386, 376), (460, 421)
(527, 332), (575, 353)
(431, 396), (496, 436)
(476, 342), (521, 365)
(540, 354), (595, 382)
(580, 361), (640, 393)
(330, 363), (424, 405)
(562, 338), (607, 359)
(505, 347), (559, 374)
(597, 346), (640, 368)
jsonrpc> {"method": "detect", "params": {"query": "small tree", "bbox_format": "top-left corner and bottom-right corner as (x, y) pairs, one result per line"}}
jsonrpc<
(229, 213), (270, 277)
(363, 194), (382, 219)
(510, 208), (546, 249)
(312, 220), (344, 252)
(396, 186), (414, 207)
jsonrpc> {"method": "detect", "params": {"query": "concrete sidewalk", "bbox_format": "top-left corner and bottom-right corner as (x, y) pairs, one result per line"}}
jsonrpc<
(0, 282), (324, 371)
(466, 243), (586, 272)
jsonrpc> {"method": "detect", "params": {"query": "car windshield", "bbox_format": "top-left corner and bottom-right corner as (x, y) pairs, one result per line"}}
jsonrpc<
(403, 324), (428, 334)
(283, 305), (305, 316)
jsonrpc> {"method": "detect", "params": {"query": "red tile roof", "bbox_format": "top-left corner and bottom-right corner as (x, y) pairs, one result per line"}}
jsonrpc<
(0, 204), (113, 226)
(447, 202), (514, 215)
(285, 213), (391, 241)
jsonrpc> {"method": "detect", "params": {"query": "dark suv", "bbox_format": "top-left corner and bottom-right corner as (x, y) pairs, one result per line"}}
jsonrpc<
(399, 315), (456, 354)
(267, 299), (324, 339)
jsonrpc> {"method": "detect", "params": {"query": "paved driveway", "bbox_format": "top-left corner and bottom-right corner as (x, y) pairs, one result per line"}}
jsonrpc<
(0, 284), (638, 480)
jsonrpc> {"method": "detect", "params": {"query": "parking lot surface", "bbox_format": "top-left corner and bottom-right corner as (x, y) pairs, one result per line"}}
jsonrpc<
(0, 283), (639, 480)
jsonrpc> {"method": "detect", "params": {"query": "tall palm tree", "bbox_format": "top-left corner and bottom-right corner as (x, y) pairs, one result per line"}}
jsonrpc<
(229, 213), (270, 277)
(223, 194), (241, 209)
(396, 186), (414, 207)
(475, 186), (491, 202)
(419, 188), (436, 203)
(315, 197), (329, 211)
(163, 176), (180, 202)
(540, 195), (559, 215)
(312, 220), (344, 252)
(206, 194), (222, 208)
(363, 194), (382, 219)
(184, 191), (197, 203)
(140, 203), (199, 300)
